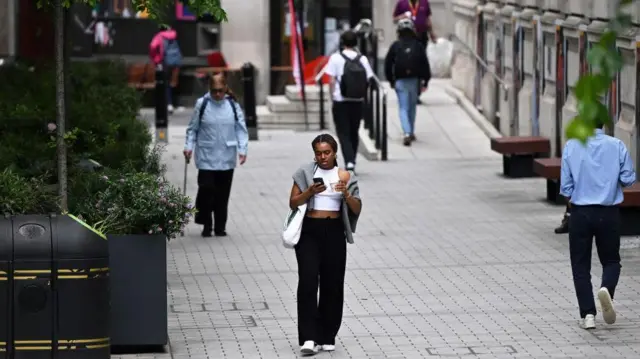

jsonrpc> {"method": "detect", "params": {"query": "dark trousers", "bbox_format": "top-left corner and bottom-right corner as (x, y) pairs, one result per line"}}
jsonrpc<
(164, 65), (178, 107)
(195, 169), (234, 233)
(569, 205), (622, 318)
(295, 217), (347, 346)
(332, 101), (363, 166)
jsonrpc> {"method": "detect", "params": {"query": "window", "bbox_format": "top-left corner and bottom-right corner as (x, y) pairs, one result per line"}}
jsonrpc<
(93, 0), (148, 18)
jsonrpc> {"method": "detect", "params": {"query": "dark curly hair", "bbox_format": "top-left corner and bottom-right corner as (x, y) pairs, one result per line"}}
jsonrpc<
(312, 134), (339, 167)
(312, 133), (338, 152)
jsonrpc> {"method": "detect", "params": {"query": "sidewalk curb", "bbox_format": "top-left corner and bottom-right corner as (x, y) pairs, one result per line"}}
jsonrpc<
(358, 126), (380, 161)
(441, 85), (502, 139)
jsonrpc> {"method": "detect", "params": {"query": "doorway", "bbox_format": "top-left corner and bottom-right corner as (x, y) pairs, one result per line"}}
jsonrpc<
(269, 0), (372, 95)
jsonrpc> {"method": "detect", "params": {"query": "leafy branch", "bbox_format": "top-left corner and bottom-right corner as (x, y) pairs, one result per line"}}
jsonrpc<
(568, 0), (633, 142)
(37, 0), (228, 22)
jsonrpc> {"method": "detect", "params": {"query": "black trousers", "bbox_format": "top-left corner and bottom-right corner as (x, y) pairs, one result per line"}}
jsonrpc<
(569, 205), (622, 318)
(195, 169), (234, 233)
(332, 101), (363, 166)
(295, 217), (346, 346)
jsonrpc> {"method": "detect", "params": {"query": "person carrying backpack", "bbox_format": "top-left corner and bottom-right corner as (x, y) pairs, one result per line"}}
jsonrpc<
(384, 18), (431, 146)
(325, 30), (375, 173)
(150, 25), (183, 114)
(183, 73), (249, 238)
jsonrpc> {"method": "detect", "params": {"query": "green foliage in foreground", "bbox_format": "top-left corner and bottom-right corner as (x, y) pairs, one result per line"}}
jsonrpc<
(568, 0), (634, 142)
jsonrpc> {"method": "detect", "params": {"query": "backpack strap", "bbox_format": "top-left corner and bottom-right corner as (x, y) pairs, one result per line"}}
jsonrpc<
(228, 97), (239, 122)
(198, 97), (210, 124)
(194, 97), (209, 142)
(340, 52), (361, 63)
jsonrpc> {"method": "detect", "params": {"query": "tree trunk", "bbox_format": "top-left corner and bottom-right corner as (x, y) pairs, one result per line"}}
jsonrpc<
(54, 0), (67, 211)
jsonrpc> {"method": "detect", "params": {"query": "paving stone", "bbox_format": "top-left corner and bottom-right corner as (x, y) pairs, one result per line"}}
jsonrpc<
(118, 82), (640, 358)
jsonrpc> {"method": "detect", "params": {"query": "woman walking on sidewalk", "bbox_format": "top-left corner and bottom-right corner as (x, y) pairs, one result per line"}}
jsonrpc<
(289, 134), (362, 355)
(183, 73), (249, 237)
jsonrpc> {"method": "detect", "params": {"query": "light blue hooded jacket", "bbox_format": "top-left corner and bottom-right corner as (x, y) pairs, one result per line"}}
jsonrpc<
(184, 93), (249, 171)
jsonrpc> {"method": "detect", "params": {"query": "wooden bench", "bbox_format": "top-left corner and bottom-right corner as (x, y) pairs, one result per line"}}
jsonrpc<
(620, 183), (640, 236)
(533, 157), (564, 205)
(127, 63), (179, 90)
(532, 159), (640, 234)
(490, 136), (551, 178)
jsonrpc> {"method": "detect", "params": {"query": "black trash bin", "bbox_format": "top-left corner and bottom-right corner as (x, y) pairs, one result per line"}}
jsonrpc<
(0, 214), (110, 358)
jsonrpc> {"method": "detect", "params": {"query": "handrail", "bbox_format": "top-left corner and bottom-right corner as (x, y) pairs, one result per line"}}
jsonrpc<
(370, 75), (387, 97)
(362, 75), (388, 161)
(449, 33), (509, 92)
(315, 71), (388, 161)
(314, 65), (327, 82)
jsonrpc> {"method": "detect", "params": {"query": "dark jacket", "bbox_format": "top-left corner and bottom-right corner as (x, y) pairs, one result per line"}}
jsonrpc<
(384, 38), (431, 86)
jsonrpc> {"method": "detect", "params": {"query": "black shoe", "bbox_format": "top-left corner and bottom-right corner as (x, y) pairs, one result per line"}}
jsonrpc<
(554, 215), (569, 234)
(409, 134), (416, 142)
(202, 226), (212, 237)
(214, 230), (227, 237)
(403, 136), (411, 146)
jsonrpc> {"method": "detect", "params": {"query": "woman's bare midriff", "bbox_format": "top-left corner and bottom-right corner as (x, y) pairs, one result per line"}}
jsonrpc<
(306, 209), (341, 219)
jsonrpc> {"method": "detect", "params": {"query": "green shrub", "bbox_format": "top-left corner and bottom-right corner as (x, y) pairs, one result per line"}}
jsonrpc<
(0, 169), (57, 214)
(0, 60), (154, 180)
(69, 169), (194, 240)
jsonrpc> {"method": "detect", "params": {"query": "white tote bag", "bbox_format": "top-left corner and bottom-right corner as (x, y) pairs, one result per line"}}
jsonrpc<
(427, 37), (454, 78)
(281, 203), (307, 248)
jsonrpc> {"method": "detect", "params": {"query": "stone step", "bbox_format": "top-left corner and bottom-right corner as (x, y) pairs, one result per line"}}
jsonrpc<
(285, 84), (331, 101)
(257, 105), (330, 126)
(266, 95), (330, 113)
(258, 123), (325, 131)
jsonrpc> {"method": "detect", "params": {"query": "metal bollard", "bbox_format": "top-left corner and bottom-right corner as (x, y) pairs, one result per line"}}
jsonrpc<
(381, 95), (388, 161)
(366, 81), (375, 140)
(241, 63), (258, 141)
(318, 78), (326, 130)
(371, 32), (379, 77)
(154, 64), (168, 143)
(375, 84), (381, 150)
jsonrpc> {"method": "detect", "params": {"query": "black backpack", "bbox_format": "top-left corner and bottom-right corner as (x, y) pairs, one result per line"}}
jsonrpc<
(394, 39), (423, 78)
(339, 53), (368, 99)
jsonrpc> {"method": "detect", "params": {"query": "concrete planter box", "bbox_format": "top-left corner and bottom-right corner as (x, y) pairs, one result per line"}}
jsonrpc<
(108, 234), (168, 354)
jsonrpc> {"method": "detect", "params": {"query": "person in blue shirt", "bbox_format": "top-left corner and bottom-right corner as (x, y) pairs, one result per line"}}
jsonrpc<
(183, 73), (249, 237)
(560, 124), (636, 330)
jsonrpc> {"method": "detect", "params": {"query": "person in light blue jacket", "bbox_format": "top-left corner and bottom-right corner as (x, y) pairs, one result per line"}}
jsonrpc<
(183, 73), (249, 237)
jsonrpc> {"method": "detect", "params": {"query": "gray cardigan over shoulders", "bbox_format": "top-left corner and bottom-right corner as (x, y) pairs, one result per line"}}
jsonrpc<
(292, 161), (361, 244)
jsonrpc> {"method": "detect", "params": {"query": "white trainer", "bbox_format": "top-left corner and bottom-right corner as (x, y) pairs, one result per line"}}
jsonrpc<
(300, 341), (320, 355)
(598, 287), (617, 324)
(321, 344), (336, 351)
(581, 314), (596, 329)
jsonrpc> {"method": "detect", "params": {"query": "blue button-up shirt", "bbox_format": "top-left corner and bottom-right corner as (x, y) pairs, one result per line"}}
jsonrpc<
(560, 129), (636, 205)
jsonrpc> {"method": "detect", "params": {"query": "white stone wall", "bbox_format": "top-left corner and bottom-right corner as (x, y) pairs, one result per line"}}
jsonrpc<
(0, 0), (17, 57)
(446, 0), (640, 167)
(219, 0), (270, 104)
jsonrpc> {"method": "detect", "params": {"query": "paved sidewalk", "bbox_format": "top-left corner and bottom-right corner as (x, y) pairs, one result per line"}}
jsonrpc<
(120, 85), (640, 359)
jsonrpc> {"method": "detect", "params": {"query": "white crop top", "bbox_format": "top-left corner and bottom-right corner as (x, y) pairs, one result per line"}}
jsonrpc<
(312, 167), (342, 211)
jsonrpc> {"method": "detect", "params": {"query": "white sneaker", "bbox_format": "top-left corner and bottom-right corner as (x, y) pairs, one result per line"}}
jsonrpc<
(581, 314), (596, 329)
(300, 341), (320, 355)
(167, 104), (174, 114)
(321, 344), (335, 351)
(598, 287), (617, 324)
